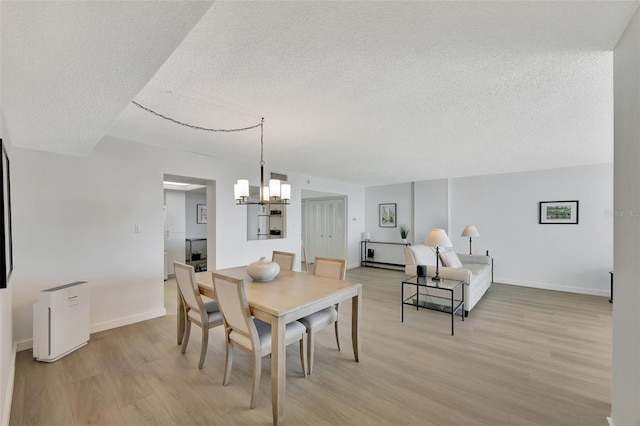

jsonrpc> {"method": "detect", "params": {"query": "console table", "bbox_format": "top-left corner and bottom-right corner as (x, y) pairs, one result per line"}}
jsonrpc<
(360, 240), (410, 269)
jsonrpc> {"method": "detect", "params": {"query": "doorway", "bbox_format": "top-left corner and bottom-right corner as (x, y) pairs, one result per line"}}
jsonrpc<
(163, 174), (213, 279)
(302, 190), (348, 263)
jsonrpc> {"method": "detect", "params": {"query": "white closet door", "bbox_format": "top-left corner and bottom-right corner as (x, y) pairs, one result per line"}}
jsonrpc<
(308, 200), (326, 260)
(306, 198), (346, 261)
(325, 198), (346, 259)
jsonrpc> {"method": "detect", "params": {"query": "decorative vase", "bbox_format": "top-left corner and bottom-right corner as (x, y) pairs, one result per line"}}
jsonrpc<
(401, 238), (408, 244)
(247, 257), (280, 282)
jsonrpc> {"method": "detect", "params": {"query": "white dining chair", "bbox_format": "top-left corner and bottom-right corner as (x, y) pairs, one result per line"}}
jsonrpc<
(212, 272), (307, 409)
(297, 256), (346, 374)
(174, 262), (223, 369)
(272, 250), (296, 271)
(301, 247), (309, 273)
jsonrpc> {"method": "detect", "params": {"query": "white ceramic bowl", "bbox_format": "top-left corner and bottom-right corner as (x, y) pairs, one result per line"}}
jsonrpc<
(247, 257), (280, 282)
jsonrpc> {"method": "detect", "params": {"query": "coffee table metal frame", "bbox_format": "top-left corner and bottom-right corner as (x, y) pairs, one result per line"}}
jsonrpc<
(401, 275), (465, 335)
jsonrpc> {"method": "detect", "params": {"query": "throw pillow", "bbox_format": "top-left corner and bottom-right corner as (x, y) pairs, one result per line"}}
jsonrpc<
(440, 251), (462, 268)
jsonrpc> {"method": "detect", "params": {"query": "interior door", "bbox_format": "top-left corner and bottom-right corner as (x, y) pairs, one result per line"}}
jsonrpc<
(325, 198), (346, 258)
(306, 197), (346, 261)
(308, 200), (325, 260)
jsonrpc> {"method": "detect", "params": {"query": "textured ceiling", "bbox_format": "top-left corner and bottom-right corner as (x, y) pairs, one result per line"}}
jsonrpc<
(3, 1), (639, 185)
(1, 1), (213, 155)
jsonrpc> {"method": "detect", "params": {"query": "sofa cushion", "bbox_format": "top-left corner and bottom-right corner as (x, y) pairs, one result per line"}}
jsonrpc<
(408, 245), (438, 266)
(440, 251), (462, 268)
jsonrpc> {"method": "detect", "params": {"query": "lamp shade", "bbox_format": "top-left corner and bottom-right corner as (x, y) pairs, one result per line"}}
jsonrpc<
(235, 179), (250, 199)
(269, 179), (281, 198)
(460, 225), (480, 238)
(280, 184), (291, 201)
(424, 229), (453, 248)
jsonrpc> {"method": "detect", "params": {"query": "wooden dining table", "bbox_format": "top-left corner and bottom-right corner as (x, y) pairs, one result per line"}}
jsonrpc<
(176, 266), (362, 426)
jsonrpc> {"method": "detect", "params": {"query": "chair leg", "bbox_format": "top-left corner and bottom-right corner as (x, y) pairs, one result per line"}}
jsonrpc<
(307, 331), (315, 375)
(250, 351), (262, 409)
(223, 342), (233, 386)
(198, 324), (208, 369)
(299, 336), (307, 378)
(181, 321), (191, 354)
(334, 320), (341, 351)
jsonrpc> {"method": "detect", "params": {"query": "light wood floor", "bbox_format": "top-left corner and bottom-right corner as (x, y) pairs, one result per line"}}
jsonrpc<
(10, 267), (612, 425)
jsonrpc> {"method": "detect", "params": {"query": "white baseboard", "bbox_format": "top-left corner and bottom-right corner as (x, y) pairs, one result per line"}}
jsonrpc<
(15, 308), (167, 352)
(1, 343), (17, 426)
(494, 277), (609, 298)
(90, 308), (166, 334)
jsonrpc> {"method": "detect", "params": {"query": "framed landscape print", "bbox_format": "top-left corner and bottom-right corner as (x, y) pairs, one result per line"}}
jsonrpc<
(196, 204), (207, 224)
(379, 203), (397, 228)
(539, 200), (579, 224)
(0, 140), (13, 288)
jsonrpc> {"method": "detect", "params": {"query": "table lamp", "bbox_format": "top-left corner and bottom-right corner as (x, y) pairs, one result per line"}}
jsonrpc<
(424, 229), (453, 282)
(460, 225), (480, 255)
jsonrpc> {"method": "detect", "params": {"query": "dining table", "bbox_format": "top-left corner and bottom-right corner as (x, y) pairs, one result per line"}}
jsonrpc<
(176, 266), (362, 426)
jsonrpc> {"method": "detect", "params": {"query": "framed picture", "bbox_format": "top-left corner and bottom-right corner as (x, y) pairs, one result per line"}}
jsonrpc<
(0, 140), (13, 288)
(539, 200), (579, 224)
(196, 204), (207, 224)
(379, 203), (397, 228)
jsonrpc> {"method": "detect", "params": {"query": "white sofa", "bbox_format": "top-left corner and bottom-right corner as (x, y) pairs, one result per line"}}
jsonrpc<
(403, 244), (492, 315)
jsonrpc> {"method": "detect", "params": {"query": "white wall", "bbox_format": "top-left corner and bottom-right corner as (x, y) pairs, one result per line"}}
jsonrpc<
(450, 164), (613, 296)
(10, 136), (365, 345)
(0, 140), (13, 426)
(364, 183), (413, 243)
(365, 164), (613, 296)
(612, 7), (640, 425)
(0, 9), (16, 416)
(413, 178), (449, 244)
(185, 190), (206, 238)
(164, 190), (186, 270)
(363, 183), (413, 265)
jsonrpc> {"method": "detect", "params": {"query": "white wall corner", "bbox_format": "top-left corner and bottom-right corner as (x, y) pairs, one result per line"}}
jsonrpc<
(1, 343), (17, 426)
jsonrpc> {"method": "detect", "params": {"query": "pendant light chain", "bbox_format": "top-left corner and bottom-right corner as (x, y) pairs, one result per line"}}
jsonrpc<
(132, 101), (262, 133)
(260, 117), (265, 166)
(131, 100), (289, 206)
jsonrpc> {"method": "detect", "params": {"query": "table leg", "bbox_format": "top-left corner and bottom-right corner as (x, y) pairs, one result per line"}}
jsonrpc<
(177, 287), (185, 344)
(451, 289), (454, 336)
(401, 282), (404, 322)
(352, 288), (362, 362)
(271, 317), (286, 426)
(461, 283), (465, 322)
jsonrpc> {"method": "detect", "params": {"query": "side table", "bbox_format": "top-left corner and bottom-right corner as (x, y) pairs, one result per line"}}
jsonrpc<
(401, 275), (464, 335)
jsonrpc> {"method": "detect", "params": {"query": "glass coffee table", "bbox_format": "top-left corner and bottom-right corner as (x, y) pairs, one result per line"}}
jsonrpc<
(401, 275), (464, 335)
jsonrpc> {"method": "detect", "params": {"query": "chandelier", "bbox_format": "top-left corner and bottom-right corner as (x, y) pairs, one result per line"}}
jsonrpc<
(234, 118), (291, 205)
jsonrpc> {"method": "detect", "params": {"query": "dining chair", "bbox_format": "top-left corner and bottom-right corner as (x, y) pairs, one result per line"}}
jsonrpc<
(272, 250), (296, 271)
(212, 272), (307, 409)
(297, 256), (346, 374)
(174, 262), (223, 369)
(301, 247), (309, 273)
